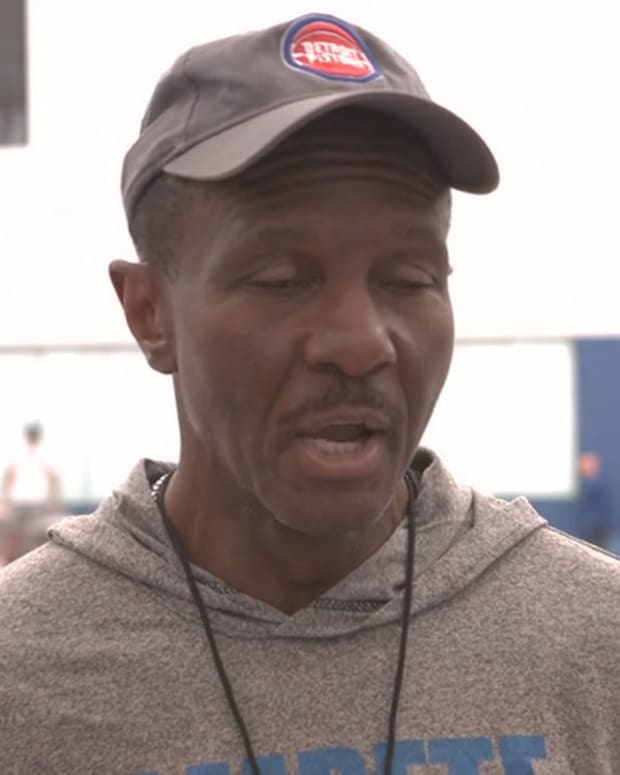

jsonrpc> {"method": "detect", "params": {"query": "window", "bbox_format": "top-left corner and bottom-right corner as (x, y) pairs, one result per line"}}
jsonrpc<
(0, 0), (27, 145)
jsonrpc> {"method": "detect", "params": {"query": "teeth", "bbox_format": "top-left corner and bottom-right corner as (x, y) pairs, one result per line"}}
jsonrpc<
(306, 437), (367, 455)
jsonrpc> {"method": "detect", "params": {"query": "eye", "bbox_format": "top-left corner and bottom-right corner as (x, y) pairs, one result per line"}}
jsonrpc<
(381, 270), (437, 292)
(387, 277), (433, 289)
(246, 267), (318, 292)
(250, 277), (308, 291)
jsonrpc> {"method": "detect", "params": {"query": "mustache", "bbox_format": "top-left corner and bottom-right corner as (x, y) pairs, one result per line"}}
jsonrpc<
(279, 378), (403, 428)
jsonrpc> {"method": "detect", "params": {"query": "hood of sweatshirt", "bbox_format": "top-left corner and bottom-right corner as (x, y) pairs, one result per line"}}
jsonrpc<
(48, 449), (546, 640)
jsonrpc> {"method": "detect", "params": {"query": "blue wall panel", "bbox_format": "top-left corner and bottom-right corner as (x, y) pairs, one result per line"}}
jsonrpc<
(575, 338), (620, 538)
(521, 338), (620, 545)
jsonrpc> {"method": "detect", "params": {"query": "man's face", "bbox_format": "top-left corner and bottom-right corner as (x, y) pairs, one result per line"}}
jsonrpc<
(163, 112), (454, 536)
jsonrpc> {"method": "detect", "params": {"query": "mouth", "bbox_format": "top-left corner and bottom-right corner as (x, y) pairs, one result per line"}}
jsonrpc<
(290, 415), (390, 481)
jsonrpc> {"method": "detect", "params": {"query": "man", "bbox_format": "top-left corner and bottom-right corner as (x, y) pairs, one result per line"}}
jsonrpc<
(576, 451), (613, 548)
(0, 421), (62, 564)
(1, 14), (618, 775)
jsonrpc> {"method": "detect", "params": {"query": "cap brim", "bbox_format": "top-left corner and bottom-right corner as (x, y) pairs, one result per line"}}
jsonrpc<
(164, 90), (499, 194)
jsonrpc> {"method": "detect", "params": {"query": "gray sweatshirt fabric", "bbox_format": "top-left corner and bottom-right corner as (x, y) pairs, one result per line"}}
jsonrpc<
(1, 450), (619, 774)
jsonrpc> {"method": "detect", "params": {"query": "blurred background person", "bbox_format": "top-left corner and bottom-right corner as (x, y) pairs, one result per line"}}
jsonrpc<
(0, 421), (63, 564)
(576, 451), (613, 549)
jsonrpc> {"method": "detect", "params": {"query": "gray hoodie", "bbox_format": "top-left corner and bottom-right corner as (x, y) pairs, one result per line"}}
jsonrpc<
(1, 450), (619, 774)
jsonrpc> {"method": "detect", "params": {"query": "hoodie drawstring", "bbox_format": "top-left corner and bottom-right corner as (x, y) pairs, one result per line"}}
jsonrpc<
(154, 468), (419, 775)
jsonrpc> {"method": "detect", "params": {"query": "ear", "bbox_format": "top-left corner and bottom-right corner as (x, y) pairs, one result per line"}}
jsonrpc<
(109, 260), (177, 374)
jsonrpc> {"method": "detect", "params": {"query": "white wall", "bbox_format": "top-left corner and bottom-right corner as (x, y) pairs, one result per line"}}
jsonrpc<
(0, 342), (575, 500)
(1, 0), (619, 345)
(422, 341), (576, 497)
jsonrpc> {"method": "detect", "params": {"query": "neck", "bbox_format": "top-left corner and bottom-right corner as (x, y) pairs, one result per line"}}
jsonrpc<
(159, 468), (410, 615)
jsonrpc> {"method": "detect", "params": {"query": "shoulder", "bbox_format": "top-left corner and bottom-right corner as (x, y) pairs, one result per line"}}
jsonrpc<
(0, 517), (146, 637)
(0, 542), (93, 631)
(525, 521), (620, 586)
(498, 513), (620, 649)
(464, 494), (620, 694)
(469, 488), (620, 619)
(472, 485), (620, 580)
(534, 526), (620, 628)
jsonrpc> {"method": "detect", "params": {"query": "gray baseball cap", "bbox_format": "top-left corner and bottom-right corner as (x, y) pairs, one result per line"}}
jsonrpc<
(122, 13), (499, 221)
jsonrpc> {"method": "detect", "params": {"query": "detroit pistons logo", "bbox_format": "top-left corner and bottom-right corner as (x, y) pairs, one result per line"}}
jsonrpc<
(283, 15), (381, 82)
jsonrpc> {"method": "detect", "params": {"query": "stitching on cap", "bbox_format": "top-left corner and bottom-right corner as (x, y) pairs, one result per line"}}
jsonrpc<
(177, 47), (203, 151)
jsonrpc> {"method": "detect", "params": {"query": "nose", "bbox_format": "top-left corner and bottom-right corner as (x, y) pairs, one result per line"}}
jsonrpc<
(304, 284), (397, 377)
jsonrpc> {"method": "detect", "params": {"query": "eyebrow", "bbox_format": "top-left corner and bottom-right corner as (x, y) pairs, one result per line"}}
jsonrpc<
(242, 227), (314, 245)
(390, 222), (445, 241)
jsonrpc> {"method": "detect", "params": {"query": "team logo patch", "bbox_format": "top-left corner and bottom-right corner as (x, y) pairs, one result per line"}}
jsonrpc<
(283, 15), (381, 82)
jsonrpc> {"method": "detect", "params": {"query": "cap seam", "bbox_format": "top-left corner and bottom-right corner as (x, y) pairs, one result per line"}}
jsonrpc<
(176, 48), (202, 152)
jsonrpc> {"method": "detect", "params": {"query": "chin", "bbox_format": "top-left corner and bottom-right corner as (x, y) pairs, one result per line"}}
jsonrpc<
(269, 487), (393, 538)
